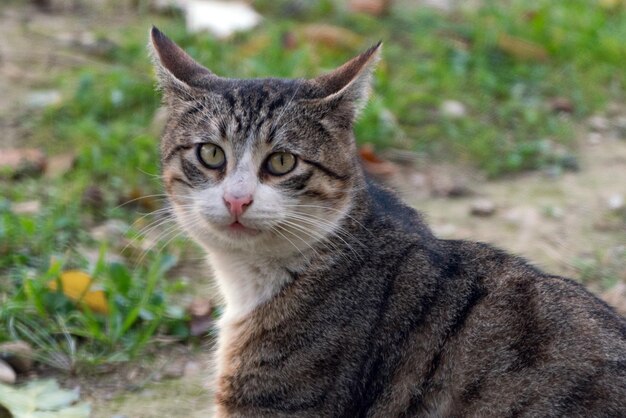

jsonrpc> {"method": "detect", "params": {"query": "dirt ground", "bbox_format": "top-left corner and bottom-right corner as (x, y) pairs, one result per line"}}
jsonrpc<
(1, 2), (625, 416)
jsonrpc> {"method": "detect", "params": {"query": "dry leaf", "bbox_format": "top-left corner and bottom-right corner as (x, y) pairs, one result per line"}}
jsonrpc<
(0, 148), (46, 178)
(549, 97), (574, 114)
(497, 33), (548, 61)
(48, 271), (109, 314)
(348, 0), (392, 16)
(359, 144), (385, 164)
(300, 24), (362, 49)
(359, 144), (398, 177)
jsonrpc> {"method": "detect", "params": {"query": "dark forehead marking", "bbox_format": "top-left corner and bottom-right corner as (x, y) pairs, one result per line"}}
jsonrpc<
(211, 79), (307, 146)
(222, 90), (236, 109)
(181, 100), (206, 119)
(211, 78), (305, 97)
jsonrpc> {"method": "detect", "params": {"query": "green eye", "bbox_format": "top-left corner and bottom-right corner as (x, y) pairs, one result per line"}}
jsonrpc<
(267, 152), (296, 175)
(197, 143), (226, 169)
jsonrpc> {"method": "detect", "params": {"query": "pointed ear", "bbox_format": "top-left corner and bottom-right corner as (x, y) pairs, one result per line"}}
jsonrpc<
(149, 26), (215, 95)
(309, 42), (382, 120)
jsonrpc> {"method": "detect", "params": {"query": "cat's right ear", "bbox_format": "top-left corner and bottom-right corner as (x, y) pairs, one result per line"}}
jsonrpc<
(149, 26), (215, 96)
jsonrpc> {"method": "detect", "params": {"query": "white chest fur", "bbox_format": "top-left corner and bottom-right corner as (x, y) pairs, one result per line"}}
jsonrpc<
(208, 250), (299, 322)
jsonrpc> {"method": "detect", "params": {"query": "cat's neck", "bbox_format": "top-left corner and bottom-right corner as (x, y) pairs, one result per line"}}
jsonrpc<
(208, 247), (311, 322)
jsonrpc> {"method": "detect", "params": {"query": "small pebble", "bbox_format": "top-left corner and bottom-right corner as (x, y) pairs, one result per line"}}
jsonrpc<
(607, 194), (624, 211)
(25, 90), (62, 109)
(470, 199), (496, 217)
(0, 359), (16, 384)
(0, 341), (34, 373)
(588, 115), (610, 132)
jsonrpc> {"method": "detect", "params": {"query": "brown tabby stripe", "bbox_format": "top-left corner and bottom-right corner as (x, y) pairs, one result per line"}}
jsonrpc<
(182, 101), (204, 118)
(162, 144), (194, 164)
(279, 170), (313, 191)
(344, 243), (423, 417)
(169, 176), (192, 189)
(554, 362), (624, 415)
(180, 157), (208, 186)
(300, 158), (349, 181)
(300, 189), (338, 201)
(352, 265), (445, 415)
(400, 281), (487, 417)
(505, 281), (547, 372)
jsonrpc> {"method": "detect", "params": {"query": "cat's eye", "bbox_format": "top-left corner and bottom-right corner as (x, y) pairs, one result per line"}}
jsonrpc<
(266, 152), (297, 175)
(197, 143), (226, 169)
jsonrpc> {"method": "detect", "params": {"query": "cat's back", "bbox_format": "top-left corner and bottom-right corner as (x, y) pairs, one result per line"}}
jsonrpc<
(415, 238), (626, 417)
(365, 180), (626, 416)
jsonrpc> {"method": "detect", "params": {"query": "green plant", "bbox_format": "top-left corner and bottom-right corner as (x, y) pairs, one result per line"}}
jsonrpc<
(1, 250), (189, 373)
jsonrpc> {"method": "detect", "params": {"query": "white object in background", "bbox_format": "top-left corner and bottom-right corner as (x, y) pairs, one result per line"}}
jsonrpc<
(440, 100), (467, 119)
(185, 1), (262, 38)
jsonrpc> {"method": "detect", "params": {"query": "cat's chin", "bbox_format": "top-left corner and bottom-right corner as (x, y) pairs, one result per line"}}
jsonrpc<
(197, 221), (269, 251)
(223, 221), (261, 237)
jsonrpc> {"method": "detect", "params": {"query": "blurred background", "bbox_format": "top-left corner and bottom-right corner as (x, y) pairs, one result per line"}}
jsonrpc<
(0, 0), (625, 416)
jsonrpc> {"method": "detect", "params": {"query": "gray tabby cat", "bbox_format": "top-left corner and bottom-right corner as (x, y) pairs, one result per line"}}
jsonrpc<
(149, 27), (626, 417)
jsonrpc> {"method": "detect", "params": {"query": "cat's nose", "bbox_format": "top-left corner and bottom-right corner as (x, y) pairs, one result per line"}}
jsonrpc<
(223, 193), (253, 218)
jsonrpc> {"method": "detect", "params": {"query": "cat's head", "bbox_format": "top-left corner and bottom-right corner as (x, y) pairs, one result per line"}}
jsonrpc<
(150, 27), (380, 255)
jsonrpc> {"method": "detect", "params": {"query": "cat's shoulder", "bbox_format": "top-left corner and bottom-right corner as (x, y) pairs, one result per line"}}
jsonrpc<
(441, 238), (626, 330)
(364, 176), (434, 238)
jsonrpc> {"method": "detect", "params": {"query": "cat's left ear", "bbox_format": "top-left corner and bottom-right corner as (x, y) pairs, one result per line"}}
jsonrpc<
(308, 42), (382, 121)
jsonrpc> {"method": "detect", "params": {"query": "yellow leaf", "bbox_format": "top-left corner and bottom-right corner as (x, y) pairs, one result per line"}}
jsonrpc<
(49, 271), (109, 314)
(497, 33), (548, 61)
(599, 0), (623, 10)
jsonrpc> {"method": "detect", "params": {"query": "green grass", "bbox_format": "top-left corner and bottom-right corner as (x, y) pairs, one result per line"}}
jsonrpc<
(1, 0), (626, 374)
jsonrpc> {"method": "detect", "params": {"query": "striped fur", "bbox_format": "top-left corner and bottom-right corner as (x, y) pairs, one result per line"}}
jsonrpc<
(150, 27), (626, 417)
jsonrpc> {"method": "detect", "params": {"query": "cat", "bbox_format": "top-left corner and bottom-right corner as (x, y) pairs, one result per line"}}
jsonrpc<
(149, 26), (626, 417)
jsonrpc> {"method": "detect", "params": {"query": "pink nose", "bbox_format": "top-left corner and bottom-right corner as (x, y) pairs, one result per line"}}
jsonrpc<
(223, 193), (253, 218)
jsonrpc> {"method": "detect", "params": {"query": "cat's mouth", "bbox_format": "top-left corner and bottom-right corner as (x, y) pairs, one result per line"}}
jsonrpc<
(226, 221), (260, 236)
